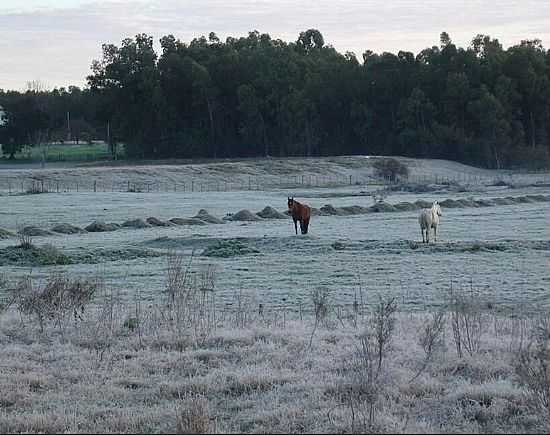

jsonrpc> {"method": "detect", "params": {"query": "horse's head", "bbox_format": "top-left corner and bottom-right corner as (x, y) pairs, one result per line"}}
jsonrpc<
(288, 197), (295, 211)
(433, 201), (442, 217)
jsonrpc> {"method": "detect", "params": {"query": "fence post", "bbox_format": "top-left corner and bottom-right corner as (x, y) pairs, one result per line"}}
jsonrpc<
(349, 175), (352, 185)
(8, 181), (11, 195)
(192, 180), (194, 192)
(249, 176), (251, 190)
(94, 180), (97, 192)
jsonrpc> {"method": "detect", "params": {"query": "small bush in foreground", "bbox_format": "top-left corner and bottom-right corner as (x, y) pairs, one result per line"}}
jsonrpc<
(8, 273), (98, 332)
(516, 317), (550, 424)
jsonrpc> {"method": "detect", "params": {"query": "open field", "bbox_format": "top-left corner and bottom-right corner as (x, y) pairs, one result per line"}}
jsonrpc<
(1, 155), (550, 193)
(1, 156), (550, 433)
(0, 142), (123, 164)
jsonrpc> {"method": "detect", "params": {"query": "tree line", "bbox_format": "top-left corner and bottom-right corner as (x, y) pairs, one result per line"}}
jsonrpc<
(1, 30), (550, 169)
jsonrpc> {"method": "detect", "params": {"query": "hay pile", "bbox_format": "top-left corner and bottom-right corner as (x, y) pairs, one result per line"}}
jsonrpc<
(225, 210), (262, 222)
(18, 226), (53, 237)
(256, 206), (288, 219)
(369, 202), (397, 213)
(193, 209), (225, 224)
(122, 219), (152, 229)
(51, 223), (87, 234)
(85, 221), (120, 232)
(146, 217), (172, 227)
(0, 228), (14, 239)
(169, 218), (207, 226)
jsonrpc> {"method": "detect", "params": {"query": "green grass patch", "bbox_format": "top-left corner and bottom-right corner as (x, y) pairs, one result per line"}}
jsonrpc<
(73, 248), (165, 264)
(4, 142), (125, 162)
(0, 244), (72, 267)
(202, 239), (260, 258)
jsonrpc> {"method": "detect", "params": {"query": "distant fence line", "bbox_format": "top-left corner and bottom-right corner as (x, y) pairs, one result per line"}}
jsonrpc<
(1, 171), (550, 195)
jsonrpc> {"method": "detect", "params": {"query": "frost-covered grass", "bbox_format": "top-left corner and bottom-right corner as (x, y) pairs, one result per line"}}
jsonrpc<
(0, 279), (548, 434)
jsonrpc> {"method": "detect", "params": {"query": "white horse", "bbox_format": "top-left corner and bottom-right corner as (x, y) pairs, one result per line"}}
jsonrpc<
(419, 201), (442, 243)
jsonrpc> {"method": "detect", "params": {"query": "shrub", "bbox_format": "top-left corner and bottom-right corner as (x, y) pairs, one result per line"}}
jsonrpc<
(165, 252), (218, 346)
(9, 273), (98, 332)
(448, 284), (486, 358)
(372, 158), (409, 182)
(17, 232), (34, 250)
(515, 317), (550, 423)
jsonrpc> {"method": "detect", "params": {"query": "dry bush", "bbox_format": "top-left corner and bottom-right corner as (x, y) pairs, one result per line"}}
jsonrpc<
(17, 232), (34, 250)
(410, 310), (447, 381)
(448, 284), (486, 358)
(308, 287), (332, 350)
(372, 158), (409, 182)
(515, 317), (550, 424)
(8, 273), (98, 332)
(164, 251), (217, 346)
(335, 296), (398, 432)
(176, 395), (212, 434)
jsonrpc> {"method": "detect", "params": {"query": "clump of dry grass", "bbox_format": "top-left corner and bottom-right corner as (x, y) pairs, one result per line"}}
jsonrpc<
(7, 273), (98, 332)
(176, 395), (212, 434)
(515, 317), (550, 426)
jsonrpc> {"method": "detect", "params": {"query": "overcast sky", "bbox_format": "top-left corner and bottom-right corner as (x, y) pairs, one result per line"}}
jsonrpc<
(1, 0), (549, 91)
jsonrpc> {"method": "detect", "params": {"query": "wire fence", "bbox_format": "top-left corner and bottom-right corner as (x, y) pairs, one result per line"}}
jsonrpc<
(1, 170), (550, 195)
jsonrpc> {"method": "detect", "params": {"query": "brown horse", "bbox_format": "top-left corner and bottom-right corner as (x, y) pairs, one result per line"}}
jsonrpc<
(288, 197), (311, 234)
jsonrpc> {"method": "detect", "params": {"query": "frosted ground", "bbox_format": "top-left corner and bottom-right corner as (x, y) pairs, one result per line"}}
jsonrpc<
(0, 156), (549, 312)
(2, 156), (550, 433)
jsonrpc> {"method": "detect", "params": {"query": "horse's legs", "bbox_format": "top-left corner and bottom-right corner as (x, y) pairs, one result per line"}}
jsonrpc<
(293, 219), (298, 235)
(421, 227), (425, 243)
(302, 218), (309, 234)
(433, 225), (437, 242)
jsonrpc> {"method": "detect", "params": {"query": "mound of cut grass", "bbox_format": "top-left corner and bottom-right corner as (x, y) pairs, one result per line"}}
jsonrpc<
(369, 202), (397, 212)
(193, 209), (225, 224)
(0, 228), (14, 239)
(18, 226), (53, 237)
(121, 219), (152, 229)
(169, 218), (207, 226)
(256, 206), (288, 219)
(224, 210), (262, 222)
(51, 223), (87, 234)
(146, 217), (173, 227)
(85, 221), (120, 232)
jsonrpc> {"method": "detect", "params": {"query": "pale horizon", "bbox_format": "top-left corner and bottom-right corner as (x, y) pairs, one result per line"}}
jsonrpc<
(1, 0), (549, 91)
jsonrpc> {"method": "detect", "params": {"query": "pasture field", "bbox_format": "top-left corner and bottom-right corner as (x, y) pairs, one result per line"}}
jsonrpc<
(0, 141), (123, 163)
(1, 183), (549, 311)
(1, 156), (550, 433)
